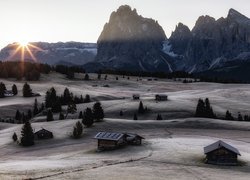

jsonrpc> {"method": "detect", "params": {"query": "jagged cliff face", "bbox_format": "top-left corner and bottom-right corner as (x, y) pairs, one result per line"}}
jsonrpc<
(169, 9), (250, 72)
(95, 5), (173, 72)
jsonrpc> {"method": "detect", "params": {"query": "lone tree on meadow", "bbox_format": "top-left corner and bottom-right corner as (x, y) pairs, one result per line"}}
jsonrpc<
(82, 108), (94, 127)
(12, 132), (17, 142)
(72, 121), (83, 139)
(93, 102), (104, 122)
(20, 121), (34, 146)
(23, 82), (32, 97)
(138, 101), (145, 114)
(12, 84), (18, 95)
(47, 109), (54, 121)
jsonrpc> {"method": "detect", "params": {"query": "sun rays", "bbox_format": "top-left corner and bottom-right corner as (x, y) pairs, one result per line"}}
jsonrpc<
(6, 42), (43, 63)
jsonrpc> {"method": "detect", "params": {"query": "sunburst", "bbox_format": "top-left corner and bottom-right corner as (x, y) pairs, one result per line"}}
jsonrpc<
(7, 42), (43, 63)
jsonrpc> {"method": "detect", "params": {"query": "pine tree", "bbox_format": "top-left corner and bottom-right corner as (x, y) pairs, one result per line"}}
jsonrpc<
(78, 111), (83, 119)
(45, 87), (57, 108)
(22, 82), (32, 97)
(204, 98), (215, 118)
(21, 113), (27, 123)
(63, 88), (72, 104)
(65, 102), (77, 118)
(225, 110), (234, 120)
(12, 132), (17, 142)
(72, 121), (83, 139)
(97, 73), (101, 80)
(47, 109), (54, 121)
(84, 73), (89, 80)
(84, 94), (91, 103)
(138, 101), (145, 114)
(20, 121), (34, 146)
(157, 114), (162, 120)
(120, 110), (123, 116)
(195, 99), (205, 117)
(93, 102), (104, 122)
(238, 112), (243, 121)
(15, 110), (22, 121)
(133, 113), (138, 120)
(59, 112), (65, 120)
(33, 98), (39, 115)
(0, 82), (6, 98)
(40, 103), (45, 112)
(12, 84), (18, 95)
(82, 108), (94, 127)
(27, 109), (32, 120)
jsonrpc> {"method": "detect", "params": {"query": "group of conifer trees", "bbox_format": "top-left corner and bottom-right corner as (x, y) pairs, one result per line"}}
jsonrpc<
(195, 98), (216, 118)
(0, 82), (18, 98)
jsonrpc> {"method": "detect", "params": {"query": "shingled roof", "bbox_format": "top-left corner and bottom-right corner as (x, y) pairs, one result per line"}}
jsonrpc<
(94, 132), (125, 141)
(204, 140), (241, 155)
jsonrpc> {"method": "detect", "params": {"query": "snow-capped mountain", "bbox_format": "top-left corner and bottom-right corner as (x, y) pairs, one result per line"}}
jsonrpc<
(0, 42), (97, 65)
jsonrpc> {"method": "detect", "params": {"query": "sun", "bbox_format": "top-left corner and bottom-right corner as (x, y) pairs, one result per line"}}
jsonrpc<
(19, 40), (29, 47)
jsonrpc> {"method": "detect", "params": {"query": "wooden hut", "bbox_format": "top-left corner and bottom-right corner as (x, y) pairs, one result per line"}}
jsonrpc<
(204, 140), (241, 165)
(132, 94), (140, 100)
(34, 128), (53, 140)
(155, 94), (168, 101)
(94, 132), (126, 150)
(126, 133), (144, 145)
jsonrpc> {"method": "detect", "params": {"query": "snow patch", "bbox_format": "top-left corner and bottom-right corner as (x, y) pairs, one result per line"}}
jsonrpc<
(162, 41), (179, 58)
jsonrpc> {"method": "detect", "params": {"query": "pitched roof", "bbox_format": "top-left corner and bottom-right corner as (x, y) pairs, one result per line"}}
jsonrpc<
(126, 133), (145, 139)
(94, 132), (125, 141)
(35, 128), (52, 134)
(204, 140), (241, 155)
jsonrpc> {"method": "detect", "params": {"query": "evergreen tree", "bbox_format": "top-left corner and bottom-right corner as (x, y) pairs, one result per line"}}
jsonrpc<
(59, 112), (65, 120)
(80, 95), (84, 103)
(195, 99), (205, 117)
(45, 87), (57, 108)
(97, 73), (101, 80)
(104, 75), (107, 80)
(15, 110), (22, 121)
(204, 98), (215, 118)
(72, 121), (83, 139)
(120, 110), (123, 116)
(12, 132), (17, 142)
(12, 84), (18, 95)
(138, 101), (145, 114)
(225, 110), (234, 120)
(27, 109), (32, 120)
(21, 113), (27, 123)
(238, 112), (243, 121)
(65, 102), (77, 118)
(0, 82), (6, 98)
(33, 98), (39, 115)
(244, 115), (249, 121)
(47, 109), (54, 121)
(20, 121), (34, 146)
(156, 114), (162, 120)
(78, 111), (83, 119)
(40, 103), (45, 112)
(133, 113), (138, 120)
(93, 102), (104, 122)
(52, 98), (62, 113)
(84, 94), (91, 103)
(22, 82), (32, 97)
(63, 88), (72, 104)
(84, 73), (89, 80)
(82, 108), (94, 127)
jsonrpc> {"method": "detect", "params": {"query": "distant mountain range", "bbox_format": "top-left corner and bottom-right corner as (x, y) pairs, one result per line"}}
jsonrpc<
(0, 42), (97, 66)
(1, 5), (250, 81)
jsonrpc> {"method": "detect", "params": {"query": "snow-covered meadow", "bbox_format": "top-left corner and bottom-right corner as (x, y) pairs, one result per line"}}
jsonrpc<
(0, 73), (250, 179)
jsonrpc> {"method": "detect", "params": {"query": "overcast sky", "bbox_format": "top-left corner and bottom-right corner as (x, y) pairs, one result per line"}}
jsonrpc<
(0, 0), (249, 49)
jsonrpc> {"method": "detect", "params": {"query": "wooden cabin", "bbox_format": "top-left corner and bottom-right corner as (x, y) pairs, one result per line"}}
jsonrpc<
(155, 94), (168, 101)
(94, 132), (127, 150)
(34, 128), (53, 140)
(4, 90), (14, 97)
(132, 94), (140, 100)
(204, 140), (241, 165)
(126, 133), (144, 145)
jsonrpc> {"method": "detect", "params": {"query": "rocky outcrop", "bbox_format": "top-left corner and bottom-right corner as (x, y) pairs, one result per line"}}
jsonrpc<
(94, 5), (173, 72)
(169, 8), (250, 72)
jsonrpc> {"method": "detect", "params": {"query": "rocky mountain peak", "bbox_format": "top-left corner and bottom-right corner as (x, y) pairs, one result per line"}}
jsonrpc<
(227, 8), (249, 22)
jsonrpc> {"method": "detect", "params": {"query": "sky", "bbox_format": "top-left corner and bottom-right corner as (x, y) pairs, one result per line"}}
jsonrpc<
(0, 0), (250, 49)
